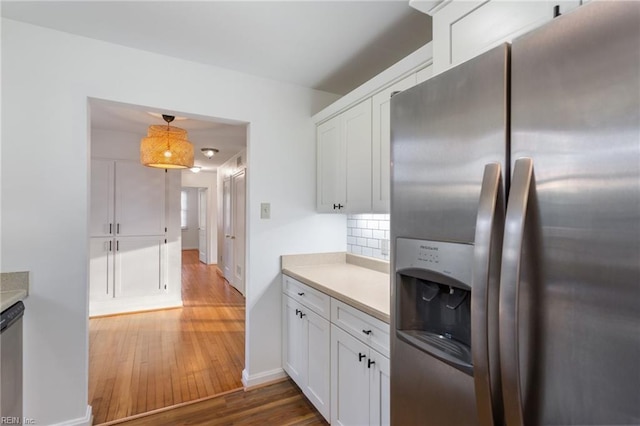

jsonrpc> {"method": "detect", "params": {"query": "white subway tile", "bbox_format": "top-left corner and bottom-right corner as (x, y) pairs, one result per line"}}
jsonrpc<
(367, 239), (379, 248)
(373, 230), (385, 239)
(385, 230), (390, 239)
(347, 219), (357, 228)
(352, 228), (362, 237)
(357, 237), (368, 246)
(367, 220), (379, 229)
(362, 247), (374, 257)
(379, 220), (390, 230)
(347, 236), (356, 245)
(357, 220), (367, 228)
(372, 248), (383, 259)
(351, 245), (363, 255)
(362, 229), (373, 238)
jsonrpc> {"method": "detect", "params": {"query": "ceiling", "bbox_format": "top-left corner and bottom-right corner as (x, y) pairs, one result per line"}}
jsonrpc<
(3, 1), (432, 172)
(90, 100), (247, 172)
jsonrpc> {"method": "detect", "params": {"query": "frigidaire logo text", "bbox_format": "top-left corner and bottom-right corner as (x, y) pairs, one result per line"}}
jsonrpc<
(420, 245), (438, 251)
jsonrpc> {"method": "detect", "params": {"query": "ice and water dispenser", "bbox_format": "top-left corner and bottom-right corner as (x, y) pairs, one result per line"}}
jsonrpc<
(395, 238), (475, 375)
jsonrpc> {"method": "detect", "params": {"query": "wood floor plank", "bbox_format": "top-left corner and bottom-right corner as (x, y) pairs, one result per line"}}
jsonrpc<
(89, 250), (245, 424)
(111, 379), (327, 426)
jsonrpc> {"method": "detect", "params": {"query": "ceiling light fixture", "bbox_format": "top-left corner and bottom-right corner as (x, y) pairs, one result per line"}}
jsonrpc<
(201, 148), (219, 159)
(190, 166), (202, 173)
(140, 114), (194, 169)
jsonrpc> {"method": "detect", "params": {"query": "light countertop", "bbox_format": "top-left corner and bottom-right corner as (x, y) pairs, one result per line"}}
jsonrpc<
(1, 271), (29, 312)
(282, 253), (390, 323)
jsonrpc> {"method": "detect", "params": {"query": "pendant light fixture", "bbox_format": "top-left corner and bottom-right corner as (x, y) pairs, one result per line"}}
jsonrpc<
(140, 114), (194, 169)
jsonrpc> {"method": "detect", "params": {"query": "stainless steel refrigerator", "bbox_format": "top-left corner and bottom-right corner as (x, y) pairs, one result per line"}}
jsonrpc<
(390, 2), (640, 425)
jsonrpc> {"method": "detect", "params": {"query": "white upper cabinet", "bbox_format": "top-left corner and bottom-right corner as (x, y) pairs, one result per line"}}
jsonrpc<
(427, 0), (580, 74)
(115, 161), (166, 236)
(317, 99), (372, 213)
(371, 74), (418, 213)
(90, 159), (115, 237)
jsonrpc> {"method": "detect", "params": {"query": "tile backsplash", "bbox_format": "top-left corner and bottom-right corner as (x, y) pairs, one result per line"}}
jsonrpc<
(347, 214), (390, 261)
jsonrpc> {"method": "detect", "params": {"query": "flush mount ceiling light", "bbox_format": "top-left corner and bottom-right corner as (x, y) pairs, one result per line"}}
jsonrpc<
(190, 166), (202, 173)
(201, 148), (219, 159)
(140, 114), (194, 169)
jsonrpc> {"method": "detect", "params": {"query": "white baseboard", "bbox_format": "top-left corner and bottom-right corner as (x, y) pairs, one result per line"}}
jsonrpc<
(90, 295), (183, 317)
(49, 405), (92, 426)
(242, 368), (287, 389)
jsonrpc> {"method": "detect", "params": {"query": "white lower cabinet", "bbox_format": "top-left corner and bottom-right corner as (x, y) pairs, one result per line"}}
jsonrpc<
(282, 275), (390, 425)
(331, 325), (390, 426)
(89, 235), (167, 316)
(282, 293), (331, 421)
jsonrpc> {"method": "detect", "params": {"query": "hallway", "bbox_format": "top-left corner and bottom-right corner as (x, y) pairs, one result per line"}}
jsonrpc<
(89, 250), (245, 424)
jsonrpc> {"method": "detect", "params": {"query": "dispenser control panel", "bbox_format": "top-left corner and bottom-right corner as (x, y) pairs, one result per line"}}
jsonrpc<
(395, 238), (474, 287)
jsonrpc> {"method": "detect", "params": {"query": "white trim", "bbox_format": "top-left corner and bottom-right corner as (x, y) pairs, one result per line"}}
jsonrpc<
(409, 0), (449, 15)
(89, 295), (182, 317)
(49, 405), (92, 426)
(241, 368), (287, 389)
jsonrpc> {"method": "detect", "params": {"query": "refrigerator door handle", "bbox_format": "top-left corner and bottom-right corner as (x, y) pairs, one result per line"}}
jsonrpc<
(499, 157), (534, 426)
(471, 162), (504, 426)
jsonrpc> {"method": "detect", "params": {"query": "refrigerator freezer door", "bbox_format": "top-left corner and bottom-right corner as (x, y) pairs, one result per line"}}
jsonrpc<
(508, 2), (640, 424)
(391, 44), (509, 425)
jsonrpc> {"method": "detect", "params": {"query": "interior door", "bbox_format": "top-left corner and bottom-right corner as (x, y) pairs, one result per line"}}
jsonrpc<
(198, 188), (207, 264)
(222, 178), (233, 282)
(231, 170), (246, 296)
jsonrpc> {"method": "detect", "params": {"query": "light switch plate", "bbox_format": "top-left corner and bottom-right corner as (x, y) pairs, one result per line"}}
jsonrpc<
(260, 203), (271, 219)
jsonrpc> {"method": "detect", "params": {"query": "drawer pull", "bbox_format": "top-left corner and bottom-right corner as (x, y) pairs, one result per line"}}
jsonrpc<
(358, 353), (366, 362)
(295, 309), (300, 316)
(362, 329), (372, 335)
(368, 359), (376, 369)
(297, 292), (305, 296)
(299, 312), (306, 318)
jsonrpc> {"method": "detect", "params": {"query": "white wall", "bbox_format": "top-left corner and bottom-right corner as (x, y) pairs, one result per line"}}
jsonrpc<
(181, 187), (199, 250)
(181, 170), (219, 264)
(1, 19), (344, 425)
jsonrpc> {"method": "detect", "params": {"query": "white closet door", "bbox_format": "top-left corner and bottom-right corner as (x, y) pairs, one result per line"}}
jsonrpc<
(114, 236), (165, 298)
(89, 237), (114, 301)
(232, 170), (246, 296)
(115, 161), (166, 236)
(90, 159), (114, 237)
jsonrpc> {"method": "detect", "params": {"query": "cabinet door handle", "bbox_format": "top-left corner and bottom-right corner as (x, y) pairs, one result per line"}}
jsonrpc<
(362, 329), (372, 335)
(109, 240), (112, 252)
(359, 353), (366, 362)
(297, 292), (305, 296)
(368, 359), (376, 369)
(295, 309), (300, 316)
(116, 240), (119, 251)
(117, 223), (120, 234)
(109, 223), (112, 234)
(299, 312), (306, 318)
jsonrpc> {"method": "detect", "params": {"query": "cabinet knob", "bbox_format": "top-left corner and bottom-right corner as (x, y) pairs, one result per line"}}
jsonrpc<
(368, 359), (376, 369)
(362, 329), (372, 335)
(295, 309), (300, 316)
(299, 312), (306, 318)
(358, 353), (366, 362)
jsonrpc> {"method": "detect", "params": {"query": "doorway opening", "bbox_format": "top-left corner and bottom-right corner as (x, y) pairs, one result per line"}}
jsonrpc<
(87, 98), (248, 424)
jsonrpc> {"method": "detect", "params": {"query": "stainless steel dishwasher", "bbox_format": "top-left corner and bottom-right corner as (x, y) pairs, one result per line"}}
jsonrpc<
(1, 301), (24, 420)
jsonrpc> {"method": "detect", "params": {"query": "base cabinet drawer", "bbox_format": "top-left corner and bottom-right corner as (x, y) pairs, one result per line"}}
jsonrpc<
(283, 275), (331, 319)
(331, 299), (390, 358)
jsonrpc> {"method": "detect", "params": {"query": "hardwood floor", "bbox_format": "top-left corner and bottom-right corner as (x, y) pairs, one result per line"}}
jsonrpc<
(89, 250), (245, 424)
(111, 378), (328, 426)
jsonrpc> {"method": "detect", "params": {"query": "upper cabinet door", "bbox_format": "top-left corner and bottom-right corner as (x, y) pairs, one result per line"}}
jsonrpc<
(90, 159), (115, 237)
(430, 0), (580, 74)
(343, 98), (373, 213)
(371, 75), (417, 213)
(317, 114), (345, 213)
(115, 161), (166, 236)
